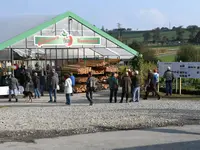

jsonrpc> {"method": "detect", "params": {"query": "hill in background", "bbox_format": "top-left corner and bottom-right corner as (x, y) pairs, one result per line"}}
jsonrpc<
(106, 26), (200, 45)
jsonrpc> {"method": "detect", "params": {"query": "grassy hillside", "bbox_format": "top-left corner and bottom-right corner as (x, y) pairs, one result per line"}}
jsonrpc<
(109, 29), (199, 44)
(154, 45), (200, 62)
(158, 54), (176, 62)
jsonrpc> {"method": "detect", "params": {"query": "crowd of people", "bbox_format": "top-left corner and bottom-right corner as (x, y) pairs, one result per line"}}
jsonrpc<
(106, 69), (160, 104)
(106, 66), (175, 104)
(6, 64), (175, 106)
(6, 64), (77, 105)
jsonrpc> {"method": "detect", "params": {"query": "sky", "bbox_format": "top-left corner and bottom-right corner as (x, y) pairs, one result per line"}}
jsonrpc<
(1, 0), (200, 30)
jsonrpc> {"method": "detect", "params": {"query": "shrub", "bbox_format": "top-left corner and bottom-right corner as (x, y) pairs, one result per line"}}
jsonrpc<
(129, 40), (158, 63)
(176, 45), (200, 62)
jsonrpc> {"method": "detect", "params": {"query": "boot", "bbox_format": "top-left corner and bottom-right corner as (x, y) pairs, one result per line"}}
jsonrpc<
(89, 102), (93, 106)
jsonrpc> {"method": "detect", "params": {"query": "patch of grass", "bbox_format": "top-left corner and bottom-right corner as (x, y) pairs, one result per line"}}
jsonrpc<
(151, 45), (200, 50)
(141, 92), (200, 100)
(150, 46), (180, 50)
(0, 106), (8, 108)
(158, 54), (176, 62)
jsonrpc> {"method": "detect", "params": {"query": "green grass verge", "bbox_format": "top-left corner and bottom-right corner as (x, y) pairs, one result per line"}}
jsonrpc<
(141, 92), (200, 100)
(158, 54), (176, 62)
(151, 45), (200, 50)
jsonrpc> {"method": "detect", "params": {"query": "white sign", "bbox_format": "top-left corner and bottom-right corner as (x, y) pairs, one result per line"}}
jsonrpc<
(0, 86), (24, 96)
(158, 62), (176, 77)
(158, 62), (200, 79)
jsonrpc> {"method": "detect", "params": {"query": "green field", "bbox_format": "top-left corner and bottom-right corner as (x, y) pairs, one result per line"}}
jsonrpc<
(152, 45), (200, 62)
(151, 45), (200, 50)
(158, 54), (176, 62)
(109, 30), (195, 44)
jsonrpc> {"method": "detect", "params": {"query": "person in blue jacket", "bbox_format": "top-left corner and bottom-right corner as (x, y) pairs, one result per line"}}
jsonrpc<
(70, 73), (75, 96)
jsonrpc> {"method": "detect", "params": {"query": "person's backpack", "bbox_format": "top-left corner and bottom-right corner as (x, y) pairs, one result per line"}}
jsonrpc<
(90, 77), (97, 91)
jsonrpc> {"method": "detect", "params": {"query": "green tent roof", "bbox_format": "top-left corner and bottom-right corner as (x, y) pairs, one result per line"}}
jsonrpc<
(0, 11), (138, 56)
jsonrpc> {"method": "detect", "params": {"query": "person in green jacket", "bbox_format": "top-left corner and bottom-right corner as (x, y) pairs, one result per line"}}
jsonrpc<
(108, 72), (119, 103)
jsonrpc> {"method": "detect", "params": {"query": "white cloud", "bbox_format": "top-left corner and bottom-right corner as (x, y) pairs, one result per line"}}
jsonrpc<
(136, 8), (168, 27)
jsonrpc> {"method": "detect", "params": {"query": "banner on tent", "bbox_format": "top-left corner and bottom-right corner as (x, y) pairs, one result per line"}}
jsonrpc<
(34, 30), (101, 47)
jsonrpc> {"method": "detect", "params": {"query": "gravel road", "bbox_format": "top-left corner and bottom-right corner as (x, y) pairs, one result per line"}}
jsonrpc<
(0, 90), (200, 143)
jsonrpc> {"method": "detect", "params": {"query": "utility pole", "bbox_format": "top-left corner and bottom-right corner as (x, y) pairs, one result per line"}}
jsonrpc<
(117, 23), (123, 41)
(169, 22), (171, 30)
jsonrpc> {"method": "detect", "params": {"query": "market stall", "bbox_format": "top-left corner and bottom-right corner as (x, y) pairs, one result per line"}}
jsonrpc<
(0, 11), (138, 93)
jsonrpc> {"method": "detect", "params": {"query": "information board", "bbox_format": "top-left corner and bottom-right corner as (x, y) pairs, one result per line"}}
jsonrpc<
(158, 62), (200, 79)
(158, 62), (179, 78)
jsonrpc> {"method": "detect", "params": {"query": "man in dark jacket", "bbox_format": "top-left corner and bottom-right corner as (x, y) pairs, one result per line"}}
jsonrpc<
(120, 72), (132, 103)
(8, 74), (19, 102)
(108, 72), (119, 103)
(131, 70), (140, 102)
(86, 72), (96, 106)
(143, 70), (160, 100)
(48, 70), (58, 103)
(163, 66), (174, 96)
(32, 72), (40, 99)
(40, 72), (45, 96)
(19, 65), (26, 88)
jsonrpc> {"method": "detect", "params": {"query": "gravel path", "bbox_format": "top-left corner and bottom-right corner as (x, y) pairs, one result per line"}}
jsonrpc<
(0, 90), (200, 142)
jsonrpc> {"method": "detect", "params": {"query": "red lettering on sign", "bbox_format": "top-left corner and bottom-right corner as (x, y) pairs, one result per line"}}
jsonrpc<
(38, 36), (59, 46)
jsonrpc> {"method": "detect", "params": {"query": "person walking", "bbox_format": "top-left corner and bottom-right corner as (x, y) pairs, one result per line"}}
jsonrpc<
(24, 72), (33, 94)
(108, 72), (119, 103)
(70, 73), (75, 96)
(48, 70), (58, 103)
(40, 72), (45, 96)
(120, 72), (132, 103)
(8, 74), (19, 102)
(86, 72), (96, 106)
(131, 70), (140, 102)
(64, 74), (72, 105)
(32, 72), (40, 99)
(153, 69), (159, 96)
(143, 70), (160, 100)
(163, 66), (175, 96)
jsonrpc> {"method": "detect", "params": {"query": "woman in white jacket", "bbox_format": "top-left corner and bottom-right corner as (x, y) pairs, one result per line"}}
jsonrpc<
(64, 74), (73, 105)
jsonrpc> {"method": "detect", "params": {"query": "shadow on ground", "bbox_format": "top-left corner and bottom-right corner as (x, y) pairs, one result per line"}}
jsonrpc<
(113, 140), (200, 150)
(143, 128), (200, 136)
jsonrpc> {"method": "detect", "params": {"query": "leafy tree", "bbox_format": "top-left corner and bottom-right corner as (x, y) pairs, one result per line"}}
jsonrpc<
(129, 41), (157, 86)
(193, 31), (200, 43)
(161, 36), (168, 45)
(172, 37), (176, 41)
(172, 26), (177, 31)
(175, 26), (185, 41)
(187, 25), (198, 40)
(129, 40), (158, 63)
(101, 26), (105, 31)
(143, 32), (151, 43)
(152, 28), (160, 43)
(176, 45), (200, 62)
(160, 27), (169, 31)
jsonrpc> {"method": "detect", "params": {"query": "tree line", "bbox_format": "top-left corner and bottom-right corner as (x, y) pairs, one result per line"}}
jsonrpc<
(103, 25), (200, 45)
(142, 25), (200, 44)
